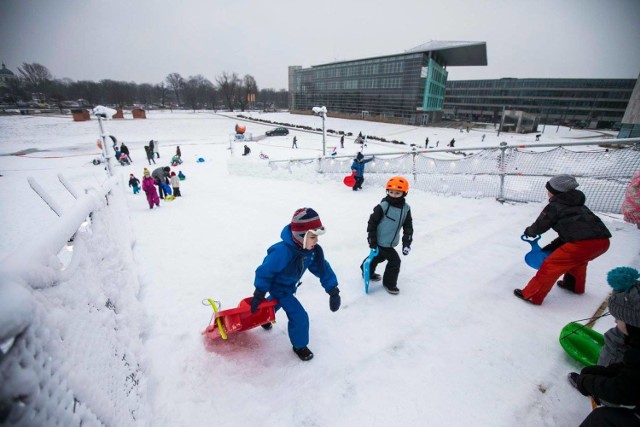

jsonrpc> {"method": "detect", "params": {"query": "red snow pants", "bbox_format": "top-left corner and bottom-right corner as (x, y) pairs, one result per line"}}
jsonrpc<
(521, 238), (610, 305)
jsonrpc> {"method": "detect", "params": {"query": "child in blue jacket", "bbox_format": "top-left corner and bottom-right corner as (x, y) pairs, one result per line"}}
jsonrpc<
(251, 208), (341, 361)
(350, 152), (374, 191)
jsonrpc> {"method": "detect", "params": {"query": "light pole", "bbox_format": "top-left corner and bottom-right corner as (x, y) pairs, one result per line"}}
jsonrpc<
(312, 106), (327, 156)
(93, 105), (117, 177)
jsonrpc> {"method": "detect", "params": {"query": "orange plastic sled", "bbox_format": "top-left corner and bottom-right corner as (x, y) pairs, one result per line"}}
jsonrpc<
(202, 297), (278, 340)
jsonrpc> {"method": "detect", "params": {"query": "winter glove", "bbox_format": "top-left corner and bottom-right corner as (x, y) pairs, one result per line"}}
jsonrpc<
(402, 247), (411, 256)
(328, 287), (341, 312)
(523, 227), (536, 238)
(250, 289), (266, 313)
(368, 237), (377, 249)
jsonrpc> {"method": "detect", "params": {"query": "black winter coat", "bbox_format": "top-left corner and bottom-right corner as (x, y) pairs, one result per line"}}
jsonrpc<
(525, 189), (610, 251)
(577, 340), (640, 413)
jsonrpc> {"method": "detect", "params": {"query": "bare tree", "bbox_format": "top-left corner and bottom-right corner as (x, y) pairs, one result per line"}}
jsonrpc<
(237, 74), (258, 111)
(137, 83), (154, 106)
(215, 72), (240, 112)
(155, 82), (169, 108)
(165, 72), (185, 106)
(183, 75), (213, 112)
(17, 62), (52, 91)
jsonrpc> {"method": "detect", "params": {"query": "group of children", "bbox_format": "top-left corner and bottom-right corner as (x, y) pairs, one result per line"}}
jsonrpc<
(246, 171), (639, 424)
(250, 176), (413, 361)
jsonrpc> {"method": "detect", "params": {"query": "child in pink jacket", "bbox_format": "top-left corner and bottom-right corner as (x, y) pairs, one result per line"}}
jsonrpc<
(142, 171), (160, 209)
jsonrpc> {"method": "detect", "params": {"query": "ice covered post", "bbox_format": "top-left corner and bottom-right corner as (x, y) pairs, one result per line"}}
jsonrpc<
(312, 106), (327, 156)
(93, 106), (118, 176)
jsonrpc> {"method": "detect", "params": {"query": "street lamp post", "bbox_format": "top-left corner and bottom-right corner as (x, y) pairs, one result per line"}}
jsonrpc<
(312, 106), (328, 156)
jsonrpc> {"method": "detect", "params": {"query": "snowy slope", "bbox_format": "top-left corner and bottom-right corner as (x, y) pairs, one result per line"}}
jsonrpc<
(0, 111), (638, 427)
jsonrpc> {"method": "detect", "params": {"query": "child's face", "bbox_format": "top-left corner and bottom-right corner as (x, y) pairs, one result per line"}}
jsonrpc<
(388, 190), (404, 198)
(304, 232), (319, 250)
(616, 319), (629, 336)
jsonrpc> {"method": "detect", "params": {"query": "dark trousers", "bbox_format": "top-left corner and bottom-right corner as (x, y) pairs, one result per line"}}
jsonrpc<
(353, 176), (364, 190)
(173, 187), (181, 197)
(580, 407), (640, 427)
(365, 246), (401, 288)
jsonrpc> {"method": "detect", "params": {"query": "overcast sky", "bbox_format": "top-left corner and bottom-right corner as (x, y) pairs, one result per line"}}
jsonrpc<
(1, 0), (639, 90)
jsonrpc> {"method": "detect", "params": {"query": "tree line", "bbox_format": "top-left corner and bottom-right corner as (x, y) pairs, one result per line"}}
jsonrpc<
(1, 62), (289, 111)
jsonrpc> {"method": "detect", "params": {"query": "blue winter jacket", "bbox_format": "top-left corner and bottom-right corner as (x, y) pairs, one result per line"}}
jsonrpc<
(254, 225), (338, 297)
(350, 158), (373, 177)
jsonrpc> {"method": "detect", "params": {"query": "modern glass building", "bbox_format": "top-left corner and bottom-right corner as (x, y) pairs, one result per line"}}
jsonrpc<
(618, 74), (640, 138)
(443, 78), (635, 129)
(289, 41), (487, 125)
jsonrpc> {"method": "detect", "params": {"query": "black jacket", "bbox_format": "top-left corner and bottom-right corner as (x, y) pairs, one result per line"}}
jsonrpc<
(128, 177), (140, 187)
(525, 189), (610, 251)
(577, 336), (640, 412)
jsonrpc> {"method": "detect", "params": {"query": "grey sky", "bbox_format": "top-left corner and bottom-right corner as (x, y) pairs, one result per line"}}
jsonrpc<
(1, 0), (639, 90)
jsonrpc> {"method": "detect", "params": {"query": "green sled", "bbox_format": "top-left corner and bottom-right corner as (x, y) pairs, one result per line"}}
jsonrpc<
(559, 322), (605, 367)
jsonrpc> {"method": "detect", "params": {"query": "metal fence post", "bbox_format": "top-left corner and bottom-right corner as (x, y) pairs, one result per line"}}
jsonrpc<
(497, 142), (507, 203)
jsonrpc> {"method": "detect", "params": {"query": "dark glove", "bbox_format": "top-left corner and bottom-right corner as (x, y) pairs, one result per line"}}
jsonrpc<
(523, 227), (536, 238)
(402, 247), (411, 256)
(250, 289), (265, 313)
(328, 287), (341, 312)
(368, 237), (377, 249)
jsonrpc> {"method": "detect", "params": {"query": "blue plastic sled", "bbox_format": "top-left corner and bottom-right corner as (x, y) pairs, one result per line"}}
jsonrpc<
(521, 234), (551, 270)
(363, 247), (379, 294)
(161, 182), (172, 196)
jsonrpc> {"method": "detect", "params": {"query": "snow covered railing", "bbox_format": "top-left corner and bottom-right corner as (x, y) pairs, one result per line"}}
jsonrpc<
(267, 138), (640, 213)
(0, 176), (148, 426)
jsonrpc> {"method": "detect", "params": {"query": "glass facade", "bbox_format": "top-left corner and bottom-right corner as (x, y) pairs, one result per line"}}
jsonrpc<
(291, 53), (439, 123)
(443, 78), (635, 128)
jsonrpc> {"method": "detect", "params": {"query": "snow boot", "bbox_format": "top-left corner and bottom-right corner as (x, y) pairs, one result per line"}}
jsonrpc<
(261, 323), (273, 331)
(567, 372), (579, 389)
(513, 289), (540, 305)
(383, 284), (400, 295)
(293, 346), (314, 361)
(370, 273), (382, 282)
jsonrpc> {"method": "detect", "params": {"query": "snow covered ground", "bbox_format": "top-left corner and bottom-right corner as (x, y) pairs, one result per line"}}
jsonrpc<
(0, 111), (638, 426)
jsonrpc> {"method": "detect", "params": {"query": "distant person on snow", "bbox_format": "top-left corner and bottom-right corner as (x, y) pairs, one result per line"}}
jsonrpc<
(242, 145), (251, 156)
(362, 177), (413, 295)
(152, 166), (171, 199)
(514, 175), (611, 305)
(292, 136), (298, 149)
(250, 208), (340, 361)
(144, 145), (156, 165)
(120, 143), (132, 162)
(170, 171), (181, 197)
(350, 152), (374, 191)
(141, 170), (160, 209)
(128, 173), (140, 194)
(340, 135), (345, 148)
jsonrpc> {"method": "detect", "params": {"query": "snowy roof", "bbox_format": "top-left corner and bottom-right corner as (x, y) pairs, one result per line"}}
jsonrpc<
(311, 40), (487, 69)
(404, 40), (488, 66)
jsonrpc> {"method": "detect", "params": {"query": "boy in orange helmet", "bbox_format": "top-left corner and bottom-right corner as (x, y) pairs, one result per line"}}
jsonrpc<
(362, 176), (414, 295)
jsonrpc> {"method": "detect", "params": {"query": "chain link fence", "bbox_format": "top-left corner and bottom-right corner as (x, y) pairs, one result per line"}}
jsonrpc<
(269, 138), (640, 214)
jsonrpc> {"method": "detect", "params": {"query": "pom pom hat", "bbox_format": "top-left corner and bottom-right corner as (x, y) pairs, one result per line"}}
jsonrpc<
(290, 208), (325, 247)
(546, 174), (579, 195)
(606, 267), (640, 328)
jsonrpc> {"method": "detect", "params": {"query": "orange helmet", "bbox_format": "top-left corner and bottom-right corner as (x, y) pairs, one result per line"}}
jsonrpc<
(386, 176), (409, 193)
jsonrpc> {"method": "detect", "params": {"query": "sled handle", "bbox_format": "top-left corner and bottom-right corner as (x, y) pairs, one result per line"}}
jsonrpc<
(520, 234), (541, 243)
(206, 298), (228, 340)
(370, 247), (379, 257)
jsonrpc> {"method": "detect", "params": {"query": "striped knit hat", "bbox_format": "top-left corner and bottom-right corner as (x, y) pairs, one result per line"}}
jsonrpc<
(290, 208), (325, 247)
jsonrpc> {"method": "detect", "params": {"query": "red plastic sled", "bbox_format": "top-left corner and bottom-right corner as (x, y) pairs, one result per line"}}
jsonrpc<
(343, 171), (356, 187)
(202, 297), (278, 340)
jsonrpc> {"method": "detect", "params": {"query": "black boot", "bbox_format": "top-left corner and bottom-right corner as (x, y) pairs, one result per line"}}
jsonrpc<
(557, 274), (576, 292)
(293, 346), (314, 361)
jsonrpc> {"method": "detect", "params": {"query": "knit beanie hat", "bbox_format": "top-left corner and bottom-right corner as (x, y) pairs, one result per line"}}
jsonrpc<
(143, 168), (150, 176)
(607, 267), (640, 328)
(290, 208), (325, 247)
(546, 174), (579, 194)
(356, 152), (364, 160)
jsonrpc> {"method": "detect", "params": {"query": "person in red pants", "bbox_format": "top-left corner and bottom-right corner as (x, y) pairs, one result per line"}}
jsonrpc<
(514, 175), (611, 305)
